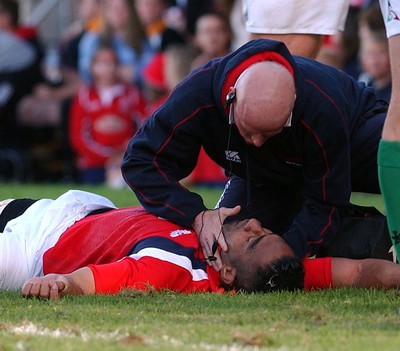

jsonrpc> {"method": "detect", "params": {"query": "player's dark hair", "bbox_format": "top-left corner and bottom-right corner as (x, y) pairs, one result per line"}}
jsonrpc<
(236, 256), (304, 293)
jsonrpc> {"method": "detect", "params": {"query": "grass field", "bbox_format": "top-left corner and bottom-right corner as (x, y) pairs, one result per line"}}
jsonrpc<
(0, 183), (396, 351)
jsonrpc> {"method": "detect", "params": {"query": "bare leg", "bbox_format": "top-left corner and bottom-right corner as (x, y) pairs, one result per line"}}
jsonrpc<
(249, 33), (323, 59)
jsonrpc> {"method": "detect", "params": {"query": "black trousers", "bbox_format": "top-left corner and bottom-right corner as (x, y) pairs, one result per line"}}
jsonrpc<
(218, 177), (393, 261)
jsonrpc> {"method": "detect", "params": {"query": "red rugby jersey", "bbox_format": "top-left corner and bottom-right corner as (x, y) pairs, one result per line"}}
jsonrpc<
(43, 207), (333, 294)
(43, 207), (220, 293)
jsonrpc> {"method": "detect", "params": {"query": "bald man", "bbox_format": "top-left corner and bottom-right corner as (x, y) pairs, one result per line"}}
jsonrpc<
(122, 39), (387, 269)
(233, 61), (296, 146)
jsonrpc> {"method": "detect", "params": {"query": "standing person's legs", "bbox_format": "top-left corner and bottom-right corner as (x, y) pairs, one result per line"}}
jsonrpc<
(248, 33), (323, 59)
(378, 141), (400, 261)
(243, 0), (349, 58)
(377, 0), (400, 261)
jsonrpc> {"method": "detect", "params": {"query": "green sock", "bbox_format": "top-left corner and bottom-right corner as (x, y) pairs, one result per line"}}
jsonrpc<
(378, 140), (400, 262)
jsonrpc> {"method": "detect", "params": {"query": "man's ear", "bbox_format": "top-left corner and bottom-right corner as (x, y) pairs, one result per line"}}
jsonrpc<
(220, 264), (237, 287)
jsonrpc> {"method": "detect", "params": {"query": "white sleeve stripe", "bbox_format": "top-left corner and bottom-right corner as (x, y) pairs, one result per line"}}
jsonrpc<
(128, 248), (209, 281)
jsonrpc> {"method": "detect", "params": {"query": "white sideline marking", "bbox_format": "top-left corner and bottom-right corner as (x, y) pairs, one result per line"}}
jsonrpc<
(8, 322), (129, 341)
(7, 322), (292, 350)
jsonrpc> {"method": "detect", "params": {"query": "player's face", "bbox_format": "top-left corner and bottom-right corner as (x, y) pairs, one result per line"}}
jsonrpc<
(91, 49), (118, 83)
(222, 218), (294, 268)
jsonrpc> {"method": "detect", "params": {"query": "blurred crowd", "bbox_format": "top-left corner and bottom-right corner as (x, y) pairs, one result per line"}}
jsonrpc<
(0, 0), (391, 186)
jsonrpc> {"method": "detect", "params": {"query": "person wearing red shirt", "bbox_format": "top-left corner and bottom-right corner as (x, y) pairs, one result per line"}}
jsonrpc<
(1, 190), (400, 299)
(69, 45), (144, 185)
(0, 190), (301, 294)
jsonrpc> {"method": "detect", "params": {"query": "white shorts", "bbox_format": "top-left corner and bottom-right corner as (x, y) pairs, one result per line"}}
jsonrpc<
(379, 0), (400, 38)
(0, 190), (116, 291)
(243, 0), (350, 35)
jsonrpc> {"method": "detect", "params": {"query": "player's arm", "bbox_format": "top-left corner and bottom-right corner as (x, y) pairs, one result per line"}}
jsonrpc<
(332, 257), (400, 289)
(22, 267), (95, 300)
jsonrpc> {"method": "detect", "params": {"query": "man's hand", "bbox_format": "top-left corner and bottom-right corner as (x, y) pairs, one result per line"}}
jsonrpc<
(22, 274), (74, 300)
(22, 267), (94, 300)
(193, 206), (241, 271)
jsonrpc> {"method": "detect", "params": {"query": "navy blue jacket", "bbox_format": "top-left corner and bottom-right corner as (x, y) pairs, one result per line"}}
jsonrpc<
(122, 39), (386, 258)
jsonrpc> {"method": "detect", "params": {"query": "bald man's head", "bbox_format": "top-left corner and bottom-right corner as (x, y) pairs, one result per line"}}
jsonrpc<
(233, 61), (296, 147)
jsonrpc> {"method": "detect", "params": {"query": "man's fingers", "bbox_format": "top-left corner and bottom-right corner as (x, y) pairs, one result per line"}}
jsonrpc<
(217, 232), (228, 252)
(24, 279), (42, 297)
(193, 206), (241, 271)
(22, 275), (67, 299)
(22, 280), (35, 297)
(49, 281), (66, 300)
(218, 205), (240, 252)
(209, 251), (223, 271)
(220, 205), (241, 219)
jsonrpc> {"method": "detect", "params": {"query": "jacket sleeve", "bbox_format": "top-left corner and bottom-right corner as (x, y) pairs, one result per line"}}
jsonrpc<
(122, 70), (217, 227)
(283, 91), (352, 258)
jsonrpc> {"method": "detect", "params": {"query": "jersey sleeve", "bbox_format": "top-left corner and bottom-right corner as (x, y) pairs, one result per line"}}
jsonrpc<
(88, 256), (207, 294)
(302, 257), (333, 291)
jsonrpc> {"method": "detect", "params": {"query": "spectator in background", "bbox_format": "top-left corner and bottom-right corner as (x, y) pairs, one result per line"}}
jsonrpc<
(134, 0), (186, 53)
(165, 0), (215, 37)
(336, 4), (363, 79)
(358, 1), (385, 40)
(69, 45), (144, 186)
(359, 30), (392, 102)
(316, 2), (389, 80)
(17, 0), (102, 129)
(0, 32), (36, 133)
(142, 44), (231, 188)
(142, 44), (193, 120)
(357, 1), (391, 102)
(14, 0), (102, 182)
(59, 0), (102, 68)
(226, 0), (247, 50)
(190, 11), (232, 70)
(0, 0), (42, 148)
(188, 10), (232, 187)
(78, 0), (153, 86)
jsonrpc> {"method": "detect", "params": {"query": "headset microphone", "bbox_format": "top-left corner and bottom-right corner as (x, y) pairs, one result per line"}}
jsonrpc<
(207, 240), (219, 261)
(225, 87), (236, 125)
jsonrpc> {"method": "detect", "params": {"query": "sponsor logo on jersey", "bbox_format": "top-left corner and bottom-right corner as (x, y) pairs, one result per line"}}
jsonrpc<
(170, 229), (192, 238)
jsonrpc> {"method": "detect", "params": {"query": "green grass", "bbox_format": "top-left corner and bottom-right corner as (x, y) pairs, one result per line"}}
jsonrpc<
(0, 183), (396, 351)
(0, 183), (223, 209)
(2, 289), (400, 350)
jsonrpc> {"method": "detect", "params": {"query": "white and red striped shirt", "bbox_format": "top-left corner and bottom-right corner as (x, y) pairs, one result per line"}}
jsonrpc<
(43, 206), (333, 294)
(43, 207), (221, 294)
(0, 190), (333, 293)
